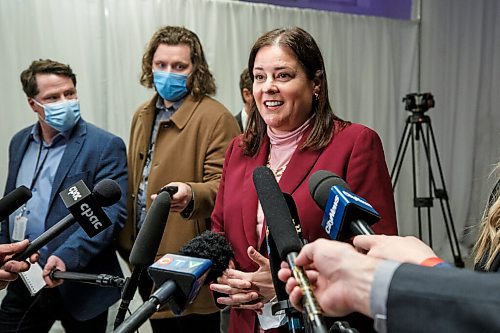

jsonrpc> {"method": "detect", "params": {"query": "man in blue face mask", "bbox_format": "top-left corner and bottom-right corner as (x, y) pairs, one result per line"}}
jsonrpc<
(0, 59), (128, 332)
(117, 26), (240, 333)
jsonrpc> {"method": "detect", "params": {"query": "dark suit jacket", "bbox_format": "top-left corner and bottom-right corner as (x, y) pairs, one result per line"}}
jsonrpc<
(212, 121), (398, 333)
(0, 119), (128, 321)
(235, 111), (244, 132)
(388, 263), (500, 333)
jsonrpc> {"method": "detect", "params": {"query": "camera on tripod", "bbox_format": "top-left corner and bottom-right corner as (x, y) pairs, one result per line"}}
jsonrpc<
(403, 92), (435, 112)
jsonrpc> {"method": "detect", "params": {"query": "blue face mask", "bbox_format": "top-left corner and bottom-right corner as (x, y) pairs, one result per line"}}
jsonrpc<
(34, 99), (81, 132)
(153, 71), (188, 102)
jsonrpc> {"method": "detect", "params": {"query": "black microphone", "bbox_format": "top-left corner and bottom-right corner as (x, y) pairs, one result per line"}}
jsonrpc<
(268, 233), (305, 333)
(268, 193), (306, 332)
(282, 193), (306, 245)
(11, 179), (121, 262)
(49, 269), (126, 288)
(0, 186), (32, 221)
(308, 170), (378, 240)
(113, 191), (171, 328)
(114, 230), (232, 333)
(253, 166), (327, 333)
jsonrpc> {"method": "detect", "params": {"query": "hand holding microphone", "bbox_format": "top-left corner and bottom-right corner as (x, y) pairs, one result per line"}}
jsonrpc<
(0, 239), (37, 290)
(253, 166), (328, 333)
(43, 255), (66, 288)
(11, 178), (122, 262)
(153, 182), (191, 213)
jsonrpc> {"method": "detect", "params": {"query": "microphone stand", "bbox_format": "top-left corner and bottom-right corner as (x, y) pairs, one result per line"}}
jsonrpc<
(329, 321), (359, 333)
(114, 280), (177, 333)
(50, 270), (126, 288)
(114, 268), (143, 328)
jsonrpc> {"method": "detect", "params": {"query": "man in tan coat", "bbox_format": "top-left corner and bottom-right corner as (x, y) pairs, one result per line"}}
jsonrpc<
(118, 26), (240, 333)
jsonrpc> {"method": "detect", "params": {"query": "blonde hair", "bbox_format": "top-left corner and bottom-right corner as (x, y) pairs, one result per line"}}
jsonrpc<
(473, 162), (500, 270)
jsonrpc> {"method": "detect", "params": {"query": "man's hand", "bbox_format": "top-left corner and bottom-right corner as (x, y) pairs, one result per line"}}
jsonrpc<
(0, 240), (39, 289)
(43, 255), (66, 288)
(278, 238), (379, 318)
(354, 235), (437, 264)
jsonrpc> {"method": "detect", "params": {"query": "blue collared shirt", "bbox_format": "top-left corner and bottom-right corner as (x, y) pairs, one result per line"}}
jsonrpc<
(136, 96), (184, 229)
(9, 123), (69, 249)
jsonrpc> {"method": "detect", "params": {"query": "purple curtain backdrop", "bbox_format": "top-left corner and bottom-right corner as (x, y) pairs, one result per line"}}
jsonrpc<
(241, 0), (413, 20)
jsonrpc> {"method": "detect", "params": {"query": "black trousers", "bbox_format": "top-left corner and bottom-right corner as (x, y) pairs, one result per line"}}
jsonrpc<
(138, 273), (220, 333)
(0, 279), (108, 333)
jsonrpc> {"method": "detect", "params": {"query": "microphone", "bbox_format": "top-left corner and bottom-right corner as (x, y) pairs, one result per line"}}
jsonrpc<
(268, 193), (305, 332)
(49, 269), (126, 288)
(114, 191), (171, 328)
(308, 170), (378, 240)
(253, 166), (327, 333)
(282, 193), (306, 245)
(0, 186), (32, 221)
(11, 179), (121, 261)
(114, 230), (232, 333)
(268, 233), (305, 333)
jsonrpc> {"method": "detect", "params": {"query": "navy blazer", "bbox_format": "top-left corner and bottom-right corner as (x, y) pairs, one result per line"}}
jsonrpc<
(0, 119), (128, 321)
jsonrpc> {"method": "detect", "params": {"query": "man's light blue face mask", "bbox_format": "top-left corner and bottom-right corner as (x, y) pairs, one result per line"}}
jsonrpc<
(33, 98), (81, 132)
(153, 71), (189, 102)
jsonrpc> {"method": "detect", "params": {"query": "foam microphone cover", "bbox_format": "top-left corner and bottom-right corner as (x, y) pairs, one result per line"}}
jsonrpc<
(129, 191), (171, 266)
(308, 170), (349, 209)
(179, 230), (233, 283)
(92, 179), (122, 207)
(0, 186), (32, 220)
(252, 166), (302, 260)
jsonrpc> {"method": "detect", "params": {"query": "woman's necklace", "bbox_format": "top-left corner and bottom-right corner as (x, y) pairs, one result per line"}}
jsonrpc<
(266, 148), (288, 178)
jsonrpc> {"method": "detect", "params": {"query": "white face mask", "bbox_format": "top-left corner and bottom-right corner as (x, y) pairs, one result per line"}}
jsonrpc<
(33, 99), (81, 132)
(257, 301), (287, 330)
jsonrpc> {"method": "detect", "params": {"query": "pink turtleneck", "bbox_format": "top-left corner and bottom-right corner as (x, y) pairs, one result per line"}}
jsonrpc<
(255, 117), (313, 244)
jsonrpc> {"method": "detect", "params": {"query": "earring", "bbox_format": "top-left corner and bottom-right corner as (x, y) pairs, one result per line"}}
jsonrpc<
(314, 92), (319, 101)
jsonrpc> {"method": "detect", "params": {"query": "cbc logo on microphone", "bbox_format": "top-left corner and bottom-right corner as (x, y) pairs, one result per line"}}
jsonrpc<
(68, 186), (82, 201)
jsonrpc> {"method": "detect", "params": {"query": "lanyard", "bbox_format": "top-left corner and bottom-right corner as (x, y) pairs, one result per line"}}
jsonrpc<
(30, 141), (50, 191)
(19, 142), (49, 217)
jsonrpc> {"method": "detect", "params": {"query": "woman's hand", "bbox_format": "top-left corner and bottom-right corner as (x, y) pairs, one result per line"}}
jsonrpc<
(210, 246), (276, 313)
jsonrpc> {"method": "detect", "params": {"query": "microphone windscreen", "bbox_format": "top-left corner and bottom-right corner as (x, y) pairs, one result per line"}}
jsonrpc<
(92, 179), (122, 207)
(308, 170), (350, 209)
(0, 186), (32, 220)
(129, 191), (171, 266)
(252, 166), (302, 260)
(179, 231), (233, 283)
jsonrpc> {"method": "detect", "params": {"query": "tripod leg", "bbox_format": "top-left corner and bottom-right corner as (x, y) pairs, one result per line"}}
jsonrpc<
(411, 125), (424, 240)
(420, 122), (464, 267)
(391, 120), (412, 188)
(425, 126), (433, 248)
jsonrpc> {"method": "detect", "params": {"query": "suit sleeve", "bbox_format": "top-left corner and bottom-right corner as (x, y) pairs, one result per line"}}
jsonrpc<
(185, 111), (240, 220)
(387, 263), (500, 333)
(0, 139), (17, 244)
(345, 127), (398, 235)
(52, 135), (128, 271)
